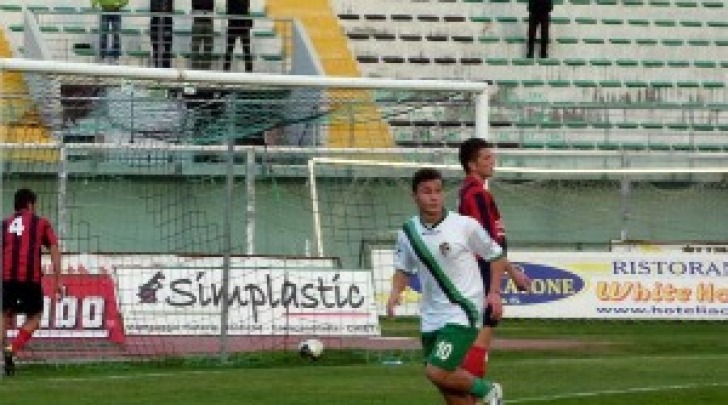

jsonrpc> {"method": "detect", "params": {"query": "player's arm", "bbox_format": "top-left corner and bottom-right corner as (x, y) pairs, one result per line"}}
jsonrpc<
(487, 258), (507, 320)
(44, 222), (63, 297)
(388, 231), (416, 317)
(387, 270), (409, 318)
(466, 218), (506, 320)
(506, 262), (531, 292)
(49, 243), (62, 296)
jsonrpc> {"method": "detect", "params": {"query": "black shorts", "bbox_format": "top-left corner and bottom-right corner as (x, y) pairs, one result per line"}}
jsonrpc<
(2, 281), (44, 316)
(478, 259), (500, 328)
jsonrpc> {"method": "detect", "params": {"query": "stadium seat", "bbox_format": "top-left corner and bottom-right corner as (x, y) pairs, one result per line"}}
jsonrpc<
(74, 48), (95, 57)
(40, 26), (60, 33)
(564, 58), (587, 66)
(688, 40), (711, 46)
(627, 19), (649, 26)
(635, 39), (658, 46)
(680, 20), (702, 27)
(537, 58), (559, 66)
(496, 17), (519, 24)
(512, 58), (535, 66)
(667, 60), (690, 68)
(0, 4), (22, 11)
(127, 50), (150, 58)
(486, 58), (509, 66)
(590, 59), (612, 66)
(574, 80), (598, 87)
(556, 37), (579, 44)
(602, 18), (623, 25)
(609, 38), (631, 45)
(694, 61), (717, 68)
(599, 80), (622, 87)
(676, 81), (700, 88)
(548, 79), (571, 87)
(63, 26), (87, 34)
(616, 123), (639, 129)
(616, 59), (639, 67)
(625, 80), (648, 88)
(452, 35), (474, 43)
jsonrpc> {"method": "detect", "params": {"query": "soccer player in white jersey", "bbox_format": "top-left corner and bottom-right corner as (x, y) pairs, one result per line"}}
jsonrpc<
(387, 168), (506, 405)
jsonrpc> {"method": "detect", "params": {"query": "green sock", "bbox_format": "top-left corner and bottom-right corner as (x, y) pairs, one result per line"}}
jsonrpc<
(469, 378), (493, 398)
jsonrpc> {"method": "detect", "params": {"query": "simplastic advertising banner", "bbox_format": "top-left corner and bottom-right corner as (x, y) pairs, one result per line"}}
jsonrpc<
(115, 267), (381, 336)
(372, 251), (728, 320)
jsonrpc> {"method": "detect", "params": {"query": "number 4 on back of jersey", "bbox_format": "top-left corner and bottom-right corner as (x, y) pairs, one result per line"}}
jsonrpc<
(8, 217), (24, 236)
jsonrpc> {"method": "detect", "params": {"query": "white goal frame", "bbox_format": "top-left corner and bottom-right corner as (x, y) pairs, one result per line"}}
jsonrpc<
(307, 156), (728, 258)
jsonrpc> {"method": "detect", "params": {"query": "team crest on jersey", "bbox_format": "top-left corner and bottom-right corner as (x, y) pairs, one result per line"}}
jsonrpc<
(439, 242), (451, 256)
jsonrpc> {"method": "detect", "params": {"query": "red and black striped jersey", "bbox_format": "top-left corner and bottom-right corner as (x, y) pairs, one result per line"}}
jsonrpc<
(458, 175), (507, 253)
(2, 210), (58, 283)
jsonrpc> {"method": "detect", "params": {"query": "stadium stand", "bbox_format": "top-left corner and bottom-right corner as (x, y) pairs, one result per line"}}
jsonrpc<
(0, 0), (725, 149)
(333, 0), (727, 150)
(0, 24), (56, 161)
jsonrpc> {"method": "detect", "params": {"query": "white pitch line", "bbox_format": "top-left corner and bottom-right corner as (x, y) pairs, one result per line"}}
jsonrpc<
(500, 353), (728, 365)
(508, 382), (728, 403)
(6, 369), (229, 384)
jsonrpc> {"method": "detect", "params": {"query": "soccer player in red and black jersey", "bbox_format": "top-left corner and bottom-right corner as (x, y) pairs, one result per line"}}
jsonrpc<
(458, 138), (532, 384)
(1, 188), (62, 376)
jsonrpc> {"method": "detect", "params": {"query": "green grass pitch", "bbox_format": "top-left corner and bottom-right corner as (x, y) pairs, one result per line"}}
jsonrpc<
(2, 320), (727, 404)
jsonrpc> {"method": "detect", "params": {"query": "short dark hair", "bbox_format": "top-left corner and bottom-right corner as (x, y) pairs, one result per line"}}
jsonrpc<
(412, 168), (442, 192)
(458, 137), (494, 173)
(14, 188), (37, 211)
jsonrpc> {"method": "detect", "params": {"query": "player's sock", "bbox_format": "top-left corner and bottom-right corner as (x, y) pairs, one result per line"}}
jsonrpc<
(12, 328), (33, 353)
(462, 346), (488, 377)
(469, 378), (494, 398)
(3, 344), (15, 376)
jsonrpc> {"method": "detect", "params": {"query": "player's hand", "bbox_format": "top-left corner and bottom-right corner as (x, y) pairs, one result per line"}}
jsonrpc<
(486, 291), (503, 320)
(510, 264), (532, 292)
(54, 283), (66, 300)
(386, 293), (402, 318)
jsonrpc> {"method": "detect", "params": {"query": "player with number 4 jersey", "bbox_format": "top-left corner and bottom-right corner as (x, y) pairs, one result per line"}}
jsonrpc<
(387, 168), (507, 405)
(1, 188), (62, 376)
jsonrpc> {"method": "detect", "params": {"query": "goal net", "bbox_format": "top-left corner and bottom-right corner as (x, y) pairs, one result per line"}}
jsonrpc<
(0, 58), (487, 366)
(308, 155), (728, 318)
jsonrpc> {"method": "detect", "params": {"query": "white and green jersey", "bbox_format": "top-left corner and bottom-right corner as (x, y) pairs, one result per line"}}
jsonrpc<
(394, 211), (504, 332)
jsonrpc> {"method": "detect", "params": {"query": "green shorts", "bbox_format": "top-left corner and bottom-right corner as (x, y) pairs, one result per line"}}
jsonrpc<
(421, 324), (478, 371)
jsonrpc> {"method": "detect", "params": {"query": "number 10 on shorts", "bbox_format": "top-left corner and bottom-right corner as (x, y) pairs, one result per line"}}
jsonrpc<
(435, 341), (453, 361)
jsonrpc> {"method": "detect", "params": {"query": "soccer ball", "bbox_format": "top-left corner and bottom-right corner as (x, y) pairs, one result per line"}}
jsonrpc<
(298, 338), (324, 360)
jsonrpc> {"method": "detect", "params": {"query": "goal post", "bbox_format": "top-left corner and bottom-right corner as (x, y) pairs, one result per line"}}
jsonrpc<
(0, 57), (492, 366)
